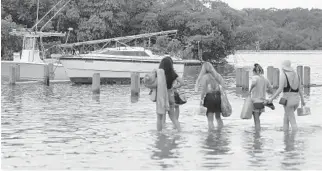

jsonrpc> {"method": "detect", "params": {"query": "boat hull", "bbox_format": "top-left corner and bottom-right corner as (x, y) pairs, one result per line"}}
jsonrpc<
(1, 61), (70, 81)
(59, 58), (185, 84)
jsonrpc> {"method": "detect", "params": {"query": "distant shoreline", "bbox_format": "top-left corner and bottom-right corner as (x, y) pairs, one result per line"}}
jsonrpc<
(235, 50), (322, 54)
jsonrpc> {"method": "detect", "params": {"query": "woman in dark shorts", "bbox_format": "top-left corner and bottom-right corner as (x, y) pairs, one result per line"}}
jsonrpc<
(195, 62), (225, 130)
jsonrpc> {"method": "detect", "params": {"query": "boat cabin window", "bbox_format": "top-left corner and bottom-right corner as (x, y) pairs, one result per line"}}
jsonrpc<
(23, 37), (38, 50)
(100, 50), (150, 56)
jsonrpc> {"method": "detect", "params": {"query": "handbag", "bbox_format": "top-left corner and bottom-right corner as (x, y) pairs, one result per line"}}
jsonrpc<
(174, 90), (187, 105)
(240, 96), (253, 119)
(279, 97), (287, 106)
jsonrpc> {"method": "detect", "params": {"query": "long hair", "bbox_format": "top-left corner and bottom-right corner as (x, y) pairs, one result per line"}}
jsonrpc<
(253, 63), (264, 75)
(159, 56), (177, 89)
(195, 62), (225, 88)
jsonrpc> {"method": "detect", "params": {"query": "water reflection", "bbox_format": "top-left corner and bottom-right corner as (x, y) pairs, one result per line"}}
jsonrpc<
(131, 95), (139, 103)
(151, 133), (180, 169)
(43, 85), (54, 97)
(234, 87), (249, 98)
(281, 131), (305, 170)
(201, 128), (231, 168)
(92, 94), (100, 103)
(243, 131), (266, 168)
(4, 85), (23, 114)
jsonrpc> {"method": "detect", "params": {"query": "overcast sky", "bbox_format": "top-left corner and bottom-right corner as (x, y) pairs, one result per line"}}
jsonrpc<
(220, 0), (322, 10)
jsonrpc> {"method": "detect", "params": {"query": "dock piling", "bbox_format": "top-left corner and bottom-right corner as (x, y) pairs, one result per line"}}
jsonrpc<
(131, 72), (140, 102)
(303, 66), (311, 88)
(92, 73), (101, 94)
(9, 65), (17, 85)
(48, 63), (54, 79)
(236, 68), (242, 87)
(43, 65), (50, 86)
(15, 64), (20, 81)
(297, 65), (303, 85)
(241, 68), (249, 91)
(267, 66), (274, 85)
(273, 68), (280, 88)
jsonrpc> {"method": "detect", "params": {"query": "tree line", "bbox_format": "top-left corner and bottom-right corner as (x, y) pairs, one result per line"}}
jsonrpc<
(2, 0), (322, 61)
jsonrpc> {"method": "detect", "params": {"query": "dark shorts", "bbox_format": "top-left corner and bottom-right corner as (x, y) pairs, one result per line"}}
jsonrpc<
(203, 91), (221, 114)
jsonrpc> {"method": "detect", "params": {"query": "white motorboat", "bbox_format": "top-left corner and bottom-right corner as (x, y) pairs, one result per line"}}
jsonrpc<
(1, 0), (71, 82)
(58, 31), (200, 84)
(1, 31), (69, 81)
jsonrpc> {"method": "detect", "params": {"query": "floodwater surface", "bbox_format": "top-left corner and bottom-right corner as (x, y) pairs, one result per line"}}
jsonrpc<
(2, 51), (322, 169)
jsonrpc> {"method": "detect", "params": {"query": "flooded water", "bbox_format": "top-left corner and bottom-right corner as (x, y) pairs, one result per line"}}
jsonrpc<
(2, 51), (322, 170)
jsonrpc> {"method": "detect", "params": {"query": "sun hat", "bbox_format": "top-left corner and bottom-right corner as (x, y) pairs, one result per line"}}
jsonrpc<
(281, 60), (294, 71)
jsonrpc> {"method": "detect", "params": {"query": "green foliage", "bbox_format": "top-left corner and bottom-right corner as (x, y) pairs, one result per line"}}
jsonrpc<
(1, 18), (23, 60)
(2, 0), (322, 61)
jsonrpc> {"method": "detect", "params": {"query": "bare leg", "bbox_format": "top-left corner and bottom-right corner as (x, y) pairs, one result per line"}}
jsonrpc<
(157, 114), (164, 131)
(283, 106), (290, 131)
(215, 112), (223, 128)
(286, 106), (298, 131)
(162, 114), (166, 125)
(253, 111), (261, 131)
(175, 106), (180, 120)
(168, 106), (181, 132)
(207, 112), (215, 131)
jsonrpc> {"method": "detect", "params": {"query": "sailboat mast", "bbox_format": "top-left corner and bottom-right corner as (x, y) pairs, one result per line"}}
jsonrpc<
(35, 0), (39, 31)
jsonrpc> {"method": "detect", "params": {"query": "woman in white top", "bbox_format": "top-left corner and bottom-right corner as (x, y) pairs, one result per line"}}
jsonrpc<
(268, 60), (305, 131)
(249, 63), (274, 131)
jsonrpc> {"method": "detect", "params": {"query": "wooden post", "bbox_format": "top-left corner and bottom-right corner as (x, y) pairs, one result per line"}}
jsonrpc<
(15, 64), (20, 81)
(241, 68), (249, 91)
(9, 65), (16, 85)
(236, 68), (242, 87)
(148, 37), (151, 47)
(297, 65), (303, 85)
(48, 63), (54, 79)
(303, 66), (310, 88)
(273, 68), (280, 88)
(267, 66), (274, 85)
(44, 65), (50, 86)
(131, 72), (140, 98)
(92, 73), (100, 94)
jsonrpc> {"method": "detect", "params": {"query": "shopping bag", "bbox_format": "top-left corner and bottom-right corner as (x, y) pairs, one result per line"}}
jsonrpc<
(219, 85), (232, 117)
(297, 105), (311, 116)
(240, 97), (253, 119)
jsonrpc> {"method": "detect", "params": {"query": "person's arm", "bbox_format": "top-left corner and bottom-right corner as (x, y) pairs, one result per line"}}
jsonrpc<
(145, 81), (157, 89)
(269, 71), (286, 102)
(266, 78), (274, 94)
(173, 76), (185, 89)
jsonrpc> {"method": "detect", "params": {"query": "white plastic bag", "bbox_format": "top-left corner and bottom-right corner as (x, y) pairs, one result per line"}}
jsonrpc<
(219, 85), (232, 117)
(297, 105), (311, 116)
(241, 96), (253, 119)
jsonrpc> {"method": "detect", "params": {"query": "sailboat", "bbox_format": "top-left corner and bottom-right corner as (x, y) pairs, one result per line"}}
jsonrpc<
(57, 30), (201, 84)
(1, 0), (71, 82)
